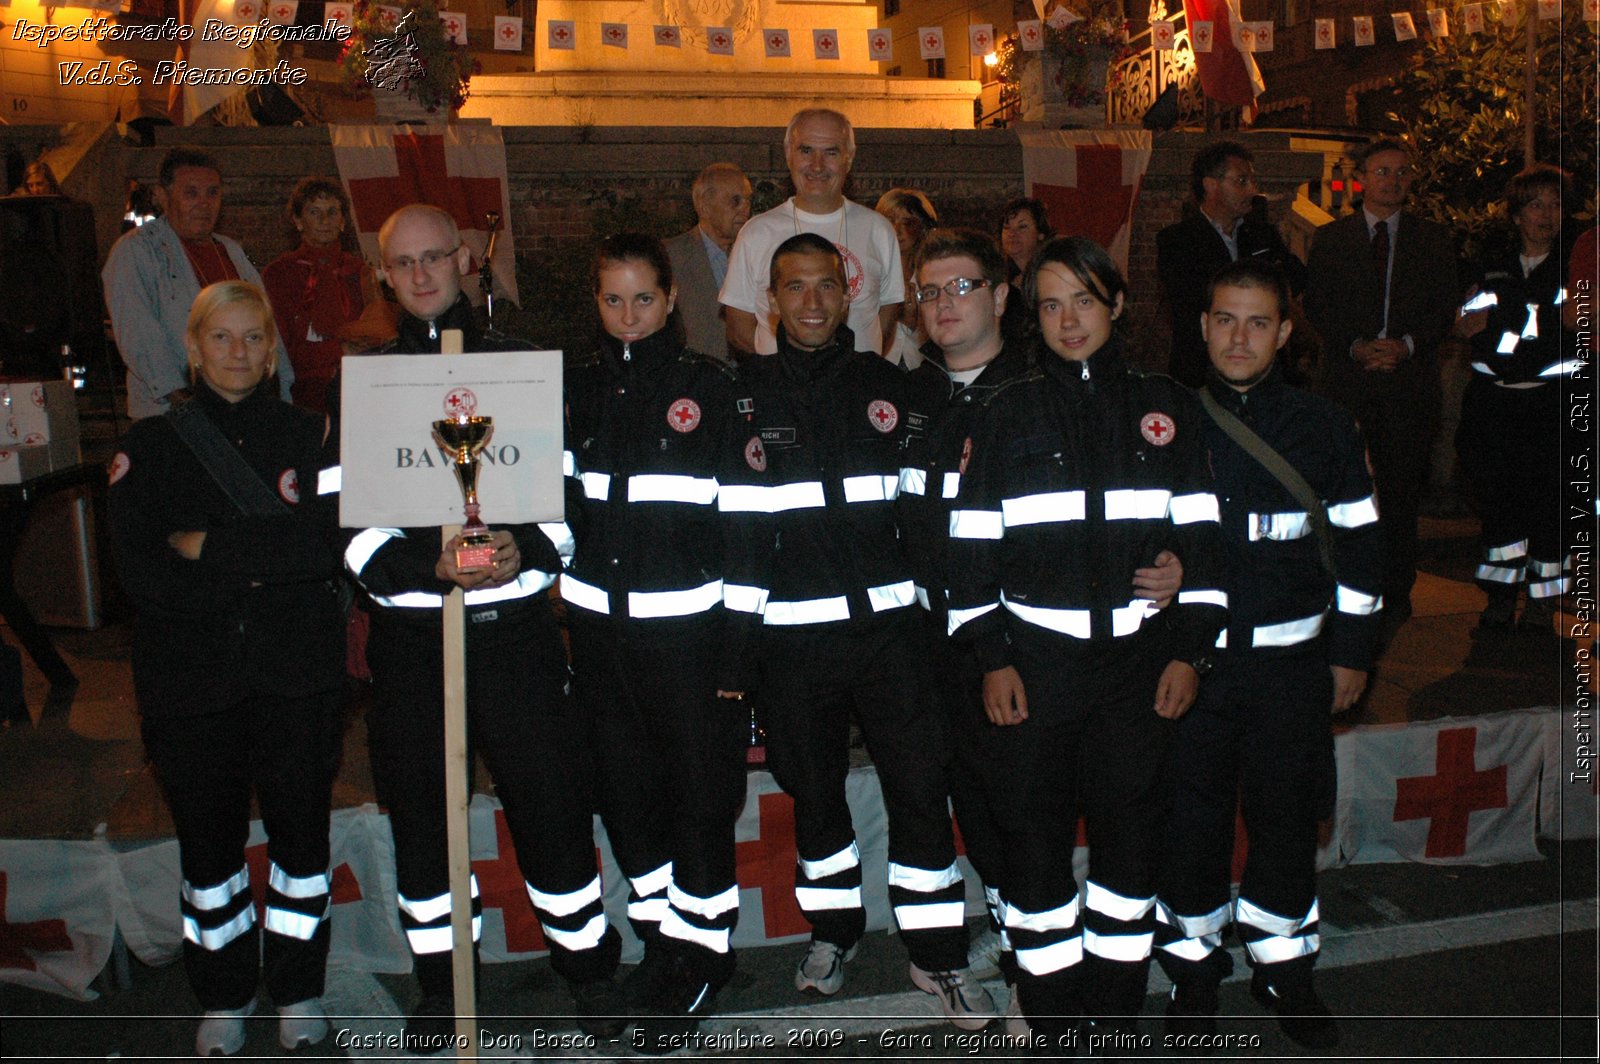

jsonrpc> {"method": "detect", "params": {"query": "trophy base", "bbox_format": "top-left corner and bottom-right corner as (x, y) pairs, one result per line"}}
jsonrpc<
(456, 531), (496, 573)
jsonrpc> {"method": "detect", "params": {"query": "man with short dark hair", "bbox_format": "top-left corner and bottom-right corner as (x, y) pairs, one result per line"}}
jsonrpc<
(665, 163), (751, 364)
(1157, 140), (1304, 388)
(729, 232), (994, 1029)
(1306, 137), (1459, 631)
(720, 109), (903, 356)
(103, 147), (291, 418)
(1156, 261), (1383, 1050)
(324, 204), (624, 1051)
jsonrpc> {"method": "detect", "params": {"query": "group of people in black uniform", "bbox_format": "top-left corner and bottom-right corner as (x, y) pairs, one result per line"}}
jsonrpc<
(105, 127), (1584, 1059)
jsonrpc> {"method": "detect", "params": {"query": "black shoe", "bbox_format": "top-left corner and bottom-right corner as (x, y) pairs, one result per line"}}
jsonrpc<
(1163, 981), (1219, 1055)
(403, 993), (455, 1056)
(631, 958), (718, 1056)
(571, 977), (629, 1040)
(622, 941), (676, 1011)
(1519, 598), (1556, 635)
(1250, 971), (1338, 1049)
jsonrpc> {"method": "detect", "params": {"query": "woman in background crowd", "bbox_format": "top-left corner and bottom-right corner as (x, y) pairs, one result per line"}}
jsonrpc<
(1452, 163), (1578, 632)
(262, 177), (387, 412)
(108, 281), (344, 1058)
(876, 188), (939, 369)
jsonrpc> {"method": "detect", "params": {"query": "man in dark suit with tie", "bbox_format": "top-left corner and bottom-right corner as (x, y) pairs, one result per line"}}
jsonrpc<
(664, 163), (751, 365)
(1157, 141), (1305, 387)
(1306, 138), (1461, 632)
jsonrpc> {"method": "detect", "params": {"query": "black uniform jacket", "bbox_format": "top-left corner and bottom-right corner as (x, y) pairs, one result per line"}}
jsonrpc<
(1203, 368), (1384, 672)
(327, 295), (568, 644)
(899, 339), (1031, 635)
(946, 336), (1227, 674)
(735, 324), (927, 629)
(1463, 246), (1577, 385)
(109, 380), (344, 717)
(563, 326), (767, 689)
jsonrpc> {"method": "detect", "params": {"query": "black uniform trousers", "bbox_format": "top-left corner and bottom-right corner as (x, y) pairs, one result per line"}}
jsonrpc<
(141, 691), (341, 1012)
(569, 611), (748, 987)
(1456, 379), (1567, 601)
(365, 602), (619, 994)
(925, 618), (1007, 924)
(760, 612), (967, 973)
(1157, 647), (1331, 987)
(976, 624), (1172, 1036)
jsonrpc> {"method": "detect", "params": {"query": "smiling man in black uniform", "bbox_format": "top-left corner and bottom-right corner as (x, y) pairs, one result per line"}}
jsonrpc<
(729, 232), (995, 1029)
(1155, 261), (1383, 1050)
(324, 204), (623, 1050)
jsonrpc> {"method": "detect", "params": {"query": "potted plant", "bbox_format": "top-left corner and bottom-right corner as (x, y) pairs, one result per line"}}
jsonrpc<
(339, 0), (477, 120)
(1015, 1), (1133, 126)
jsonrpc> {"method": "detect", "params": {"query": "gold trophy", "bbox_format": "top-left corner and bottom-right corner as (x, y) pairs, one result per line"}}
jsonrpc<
(432, 415), (497, 572)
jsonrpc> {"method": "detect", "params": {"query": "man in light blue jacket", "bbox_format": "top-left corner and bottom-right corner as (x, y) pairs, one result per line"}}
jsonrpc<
(103, 147), (291, 419)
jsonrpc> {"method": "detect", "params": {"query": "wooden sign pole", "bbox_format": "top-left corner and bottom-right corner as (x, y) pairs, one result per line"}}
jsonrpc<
(439, 328), (477, 1057)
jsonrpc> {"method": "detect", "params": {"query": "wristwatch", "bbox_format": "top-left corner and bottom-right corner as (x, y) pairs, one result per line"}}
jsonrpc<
(1187, 656), (1214, 678)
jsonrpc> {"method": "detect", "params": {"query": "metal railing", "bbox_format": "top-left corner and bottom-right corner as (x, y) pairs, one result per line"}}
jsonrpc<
(1107, 5), (1204, 128)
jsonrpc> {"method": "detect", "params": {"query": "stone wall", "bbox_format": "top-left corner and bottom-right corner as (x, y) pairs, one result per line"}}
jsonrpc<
(90, 124), (1320, 369)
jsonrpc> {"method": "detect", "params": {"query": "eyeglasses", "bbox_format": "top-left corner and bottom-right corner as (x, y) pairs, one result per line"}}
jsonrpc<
(914, 277), (993, 304)
(384, 245), (460, 272)
(1363, 166), (1414, 179)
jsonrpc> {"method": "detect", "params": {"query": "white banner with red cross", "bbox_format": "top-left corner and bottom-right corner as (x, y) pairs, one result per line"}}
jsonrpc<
(0, 840), (117, 1000)
(1536, 705), (1599, 842)
(1019, 130), (1153, 274)
(330, 125), (519, 308)
(1338, 710), (1544, 866)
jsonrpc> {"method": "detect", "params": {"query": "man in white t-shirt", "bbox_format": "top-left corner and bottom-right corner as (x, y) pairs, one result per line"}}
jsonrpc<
(721, 108), (903, 357)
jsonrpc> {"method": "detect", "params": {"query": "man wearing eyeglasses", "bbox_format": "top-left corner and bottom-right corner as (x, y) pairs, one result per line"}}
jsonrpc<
(729, 232), (996, 1028)
(325, 204), (626, 1050)
(1306, 138), (1460, 636)
(1157, 141), (1305, 388)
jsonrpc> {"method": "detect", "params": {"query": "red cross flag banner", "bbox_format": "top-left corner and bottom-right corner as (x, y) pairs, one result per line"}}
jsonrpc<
(1191, 19), (1214, 51)
(707, 26), (735, 55)
(1465, 2), (1486, 31)
(1021, 130), (1153, 274)
(169, 0), (266, 124)
(1353, 15), (1376, 45)
(1534, 708), (1598, 843)
(814, 29), (840, 60)
(1151, 19), (1176, 49)
(331, 125), (519, 308)
(324, 2), (353, 30)
(548, 18), (576, 50)
(1181, 0), (1264, 110)
(1314, 17), (1335, 47)
(602, 21), (629, 48)
(918, 25), (946, 60)
(1537, 0), (1562, 18)
(1341, 712), (1542, 866)
(655, 24), (682, 47)
(1019, 18), (1045, 50)
(0, 841), (116, 1000)
(969, 23), (995, 56)
(266, 0), (298, 24)
(1586, 0), (1599, 21)
(440, 9), (468, 47)
(378, 5), (402, 29)
(493, 15), (523, 51)
(1392, 12), (1418, 41)
(1251, 20), (1273, 50)
(1427, 9), (1450, 35)
(764, 28), (792, 58)
(867, 27), (893, 61)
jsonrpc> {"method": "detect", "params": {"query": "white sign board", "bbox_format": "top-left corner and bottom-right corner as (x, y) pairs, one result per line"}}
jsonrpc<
(339, 351), (564, 528)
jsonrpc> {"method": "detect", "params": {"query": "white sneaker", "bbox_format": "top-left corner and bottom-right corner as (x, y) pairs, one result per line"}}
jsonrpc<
(1004, 987), (1031, 1037)
(195, 999), (256, 1057)
(795, 940), (857, 996)
(909, 964), (998, 1031)
(966, 927), (1005, 980)
(277, 998), (329, 1051)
